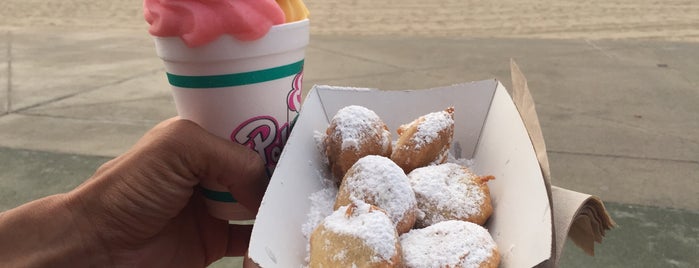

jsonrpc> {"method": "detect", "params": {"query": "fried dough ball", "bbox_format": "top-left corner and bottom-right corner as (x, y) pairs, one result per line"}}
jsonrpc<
(310, 202), (403, 268)
(400, 220), (500, 268)
(391, 107), (454, 174)
(407, 163), (494, 227)
(325, 105), (392, 181)
(335, 155), (418, 234)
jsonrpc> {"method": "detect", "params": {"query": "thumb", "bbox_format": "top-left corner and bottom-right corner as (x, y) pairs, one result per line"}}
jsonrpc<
(173, 119), (269, 214)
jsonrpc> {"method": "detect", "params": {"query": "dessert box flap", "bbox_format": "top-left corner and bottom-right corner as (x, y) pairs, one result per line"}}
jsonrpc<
(249, 80), (552, 267)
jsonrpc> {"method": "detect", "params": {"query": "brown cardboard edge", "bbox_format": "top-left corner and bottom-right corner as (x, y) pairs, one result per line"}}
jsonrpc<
(510, 60), (618, 267)
(509, 59), (557, 267)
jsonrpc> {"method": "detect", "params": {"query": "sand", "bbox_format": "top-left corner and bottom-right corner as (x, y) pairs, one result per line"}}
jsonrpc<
(0, 0), (697, 42)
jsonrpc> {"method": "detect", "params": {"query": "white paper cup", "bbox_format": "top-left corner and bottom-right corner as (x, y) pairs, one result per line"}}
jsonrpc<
(154, 19), (309, 220)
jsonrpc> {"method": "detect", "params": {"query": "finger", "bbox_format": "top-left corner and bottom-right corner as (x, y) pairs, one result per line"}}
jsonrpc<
(171, 119), (269, 213)
(226, 224), (254, 257)
(225, 170), (269, 215)
(242, 254), (262, 268)
(188, 190), (232, 265)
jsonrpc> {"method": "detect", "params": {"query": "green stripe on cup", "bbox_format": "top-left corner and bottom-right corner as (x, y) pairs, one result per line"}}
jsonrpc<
(167, 60), (304, 88)
(201, 187), (237, 203)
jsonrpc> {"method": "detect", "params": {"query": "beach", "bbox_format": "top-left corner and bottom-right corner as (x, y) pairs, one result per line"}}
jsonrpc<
(1, 0), (698, 41)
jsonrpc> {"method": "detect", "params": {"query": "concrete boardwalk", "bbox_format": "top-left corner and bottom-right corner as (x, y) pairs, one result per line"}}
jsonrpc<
(1, 0), (698, 267)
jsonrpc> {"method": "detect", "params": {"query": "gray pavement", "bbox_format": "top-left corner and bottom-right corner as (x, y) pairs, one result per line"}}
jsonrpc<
(1, 15), (698, 268)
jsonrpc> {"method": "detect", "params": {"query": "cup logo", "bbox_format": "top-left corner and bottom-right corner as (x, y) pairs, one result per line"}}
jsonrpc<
(231, 116), (289, 169)
(230, 68), (303, 170)
(287, 69), (303, 112)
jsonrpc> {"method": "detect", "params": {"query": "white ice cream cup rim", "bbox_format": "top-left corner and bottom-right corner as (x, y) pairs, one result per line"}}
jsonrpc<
(154, 19), (310, 63)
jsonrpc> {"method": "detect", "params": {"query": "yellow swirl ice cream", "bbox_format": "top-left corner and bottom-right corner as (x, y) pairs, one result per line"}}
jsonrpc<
(277, 0), (310, 23)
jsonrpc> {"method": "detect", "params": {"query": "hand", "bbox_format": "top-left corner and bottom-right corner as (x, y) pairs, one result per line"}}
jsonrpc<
(0, 118), (268, 267)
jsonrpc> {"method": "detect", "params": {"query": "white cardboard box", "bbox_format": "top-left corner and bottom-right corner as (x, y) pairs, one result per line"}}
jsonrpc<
(249, 79), (552, 267)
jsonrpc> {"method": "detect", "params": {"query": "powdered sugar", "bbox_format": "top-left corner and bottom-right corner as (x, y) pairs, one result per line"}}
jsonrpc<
(342, 155), (416, 226)
(400, 220), (498, 268)
(408, 163), (485, 226)
(313, 131), (330, 167)
(329, 105), (391, 150)
(302, 186), (338, 240)
(409, 109), (454, 148)
(322, 202), (398, 262)
(447, 152), (476, 169)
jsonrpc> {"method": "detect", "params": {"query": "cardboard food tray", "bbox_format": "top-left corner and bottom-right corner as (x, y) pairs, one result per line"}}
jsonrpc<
(249, 79), (553, 267)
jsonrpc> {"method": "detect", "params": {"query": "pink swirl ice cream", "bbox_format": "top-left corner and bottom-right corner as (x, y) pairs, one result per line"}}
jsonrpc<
(144, 0), (286, 48)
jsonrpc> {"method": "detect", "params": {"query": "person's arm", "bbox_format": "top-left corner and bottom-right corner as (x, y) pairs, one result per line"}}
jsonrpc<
(0, 118), (267, 267)
(0, 193), (110, 267)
